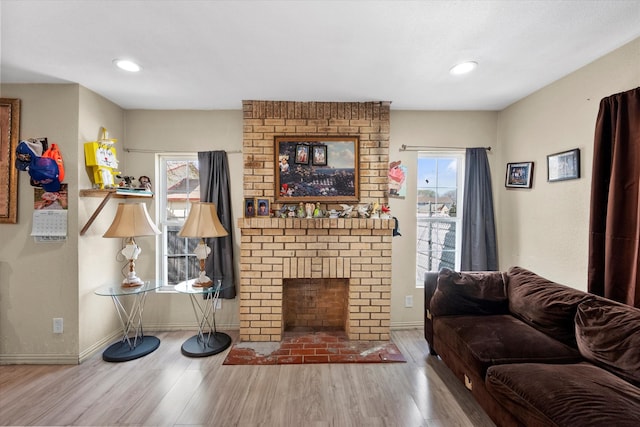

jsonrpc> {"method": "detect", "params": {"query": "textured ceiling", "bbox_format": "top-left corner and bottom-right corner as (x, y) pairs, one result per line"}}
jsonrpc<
(1, 0), (639, 110)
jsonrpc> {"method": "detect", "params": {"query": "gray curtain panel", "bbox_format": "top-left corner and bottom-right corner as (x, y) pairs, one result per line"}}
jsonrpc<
(198, 151), (236, 299)
(461, 147), (498, 271)
(588, 87), (640, 308)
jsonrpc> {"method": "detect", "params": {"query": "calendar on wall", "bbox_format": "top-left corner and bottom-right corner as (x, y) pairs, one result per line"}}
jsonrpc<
(31, 184), (68, 242)
(31, 210), (67, 242)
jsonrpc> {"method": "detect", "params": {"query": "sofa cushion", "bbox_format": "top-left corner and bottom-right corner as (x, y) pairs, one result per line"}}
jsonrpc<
(431, 268), (508, 316)
(575, 297), (640, 387)
(433, 315), (582, 378)
(486, 362), (640, 427)
(506, 266), (592, 347)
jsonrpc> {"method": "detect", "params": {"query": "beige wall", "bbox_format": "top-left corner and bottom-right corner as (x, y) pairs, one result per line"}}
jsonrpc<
(0, 84), (80, 363)
(388, 111), (498, 326)
(77, 87), (127, 359)
(122, 110), (244, 331)
(496, 36), (640, 290)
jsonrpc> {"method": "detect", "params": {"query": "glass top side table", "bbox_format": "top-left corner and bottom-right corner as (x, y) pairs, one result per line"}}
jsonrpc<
(94, 281), (160, 362)
(174, 279), (232, 357)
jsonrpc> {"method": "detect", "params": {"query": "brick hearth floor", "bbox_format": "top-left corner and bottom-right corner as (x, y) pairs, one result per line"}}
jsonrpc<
(223, 331), (406, 365)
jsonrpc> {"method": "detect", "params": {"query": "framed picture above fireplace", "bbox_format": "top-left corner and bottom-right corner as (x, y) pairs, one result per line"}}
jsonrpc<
(275, 136), (359, 203)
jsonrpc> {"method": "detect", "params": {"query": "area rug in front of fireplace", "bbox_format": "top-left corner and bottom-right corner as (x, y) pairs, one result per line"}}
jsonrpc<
(223, 331), (406, 365)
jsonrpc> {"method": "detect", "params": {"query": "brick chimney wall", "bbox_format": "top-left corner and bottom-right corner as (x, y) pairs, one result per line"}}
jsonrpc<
(238, 101), (393, 342)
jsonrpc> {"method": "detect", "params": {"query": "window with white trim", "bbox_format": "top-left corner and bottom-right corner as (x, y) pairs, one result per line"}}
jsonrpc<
(157, 155), (201, 288)
(416, 151), (465, 287)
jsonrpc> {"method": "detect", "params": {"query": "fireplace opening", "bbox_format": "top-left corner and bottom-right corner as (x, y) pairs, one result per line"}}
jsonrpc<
(283, 278), (348, 332)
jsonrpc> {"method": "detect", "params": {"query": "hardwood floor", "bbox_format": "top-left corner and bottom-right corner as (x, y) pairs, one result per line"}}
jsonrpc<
(0, 329), (495, 427)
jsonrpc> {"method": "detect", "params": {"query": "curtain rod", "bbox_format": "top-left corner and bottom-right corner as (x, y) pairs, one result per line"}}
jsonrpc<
(123, 148), (242, 154)
(399, 144), (491, 152)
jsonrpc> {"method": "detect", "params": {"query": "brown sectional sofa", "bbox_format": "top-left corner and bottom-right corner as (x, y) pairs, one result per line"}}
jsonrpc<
(424, 266), (640, 427)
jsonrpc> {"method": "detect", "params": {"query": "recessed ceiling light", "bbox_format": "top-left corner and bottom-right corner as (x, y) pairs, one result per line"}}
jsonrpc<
(113, 59), (141, 72)
(449, 61), (478, 76)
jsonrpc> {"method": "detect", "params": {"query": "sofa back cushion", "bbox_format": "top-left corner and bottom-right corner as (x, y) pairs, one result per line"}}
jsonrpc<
(506, 266), (592, 347)
(575, 297), (640, 387)
(431, 268), (508, 316)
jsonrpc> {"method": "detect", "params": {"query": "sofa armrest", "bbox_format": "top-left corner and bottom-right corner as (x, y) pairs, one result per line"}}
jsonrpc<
(424, 272), (439, 355)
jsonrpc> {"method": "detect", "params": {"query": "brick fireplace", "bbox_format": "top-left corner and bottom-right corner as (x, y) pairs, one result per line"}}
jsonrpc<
(239, 101), (392, 342)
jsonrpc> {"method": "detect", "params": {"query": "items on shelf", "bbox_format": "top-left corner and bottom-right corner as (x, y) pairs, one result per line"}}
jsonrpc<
(84, 127), (119, 189)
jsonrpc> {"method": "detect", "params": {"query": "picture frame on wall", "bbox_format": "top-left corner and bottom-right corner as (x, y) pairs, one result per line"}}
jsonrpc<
(0, 98), (20, 224)
(244, 197), (256, 218)
(547, 148), (580, 182)
(256, 198), (270, 216)
(275, 135), (359, 203)
(505, 162), (534, 188)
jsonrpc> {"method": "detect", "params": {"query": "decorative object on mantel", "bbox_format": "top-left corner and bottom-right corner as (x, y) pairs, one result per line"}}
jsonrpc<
(223, 331), (406, 365)
(370, 202), (380, 219)
(244, 197), (255, 218)
(381, 204), (391, 219)
(339, 204), (354, 218)
(178, 202), (229, 287)
(358, 203), (371, 218)
(103, 203), (161, 287)
(256, 198), (270, 217)
(313, 202), (323, 218)
(392, 216), (402, 237)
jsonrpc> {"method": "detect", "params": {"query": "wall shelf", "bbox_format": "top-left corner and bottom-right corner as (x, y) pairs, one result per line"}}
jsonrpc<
(79, 189), (153, 236)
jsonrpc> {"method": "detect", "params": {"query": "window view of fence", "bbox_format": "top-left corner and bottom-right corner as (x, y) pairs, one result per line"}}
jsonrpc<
(416, 153), (463, 286)
(159, 157), (201, 285)
(416, 209), (457, 286)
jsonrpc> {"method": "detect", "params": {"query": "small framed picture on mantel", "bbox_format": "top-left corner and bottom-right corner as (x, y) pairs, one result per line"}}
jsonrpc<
(505, 162), (534, 189)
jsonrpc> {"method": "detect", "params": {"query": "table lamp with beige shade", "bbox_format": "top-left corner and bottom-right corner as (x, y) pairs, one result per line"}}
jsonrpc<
(103, 202), (160, 287)
(178, 202), (228, 287)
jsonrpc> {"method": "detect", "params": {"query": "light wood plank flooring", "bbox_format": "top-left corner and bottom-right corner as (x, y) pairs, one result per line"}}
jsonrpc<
(0, 329), (495, 427)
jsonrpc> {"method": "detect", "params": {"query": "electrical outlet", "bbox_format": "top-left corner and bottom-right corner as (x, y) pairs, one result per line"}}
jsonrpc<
(53, 318), (63, 334)
(215, 299), (222, 310)
(405, 295), (413, 308)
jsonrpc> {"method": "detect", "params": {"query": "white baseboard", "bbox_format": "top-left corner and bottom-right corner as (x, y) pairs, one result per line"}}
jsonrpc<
(0, 353), (79, 365)
(390, 321), (424, 330)
(79, 330), (122, 363)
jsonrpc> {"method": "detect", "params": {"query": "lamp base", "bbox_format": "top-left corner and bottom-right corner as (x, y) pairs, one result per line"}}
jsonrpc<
(121, 282), (143, 288)
(192, 280), (213, 288)
(192, 268), (212, 287)
(122, 258), (144, 287)
(121, 275), (144, 287)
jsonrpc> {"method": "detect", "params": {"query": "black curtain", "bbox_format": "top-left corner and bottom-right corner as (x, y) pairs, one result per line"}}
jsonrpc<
(588, 87), (640, 307)
(460, 147), (498, 271)
(198, 151), (236, 299)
